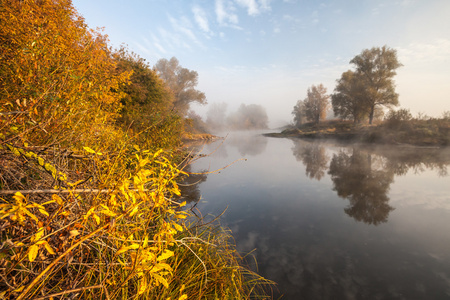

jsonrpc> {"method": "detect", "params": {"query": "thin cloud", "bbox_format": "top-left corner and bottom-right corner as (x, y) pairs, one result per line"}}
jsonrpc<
(396, 39), (450, 65)
(235, 0), (272, 16)
(168, 15), (204, 48)
(235, 0), (259, 16)
(149, 34), (166, 54)
(192, 5), (211, 34)
(215, 0), (240, 28)
(158, 26), (192, 51)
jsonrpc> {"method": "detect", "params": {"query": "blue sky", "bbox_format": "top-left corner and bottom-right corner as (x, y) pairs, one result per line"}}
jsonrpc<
(73, 0), (450, 127)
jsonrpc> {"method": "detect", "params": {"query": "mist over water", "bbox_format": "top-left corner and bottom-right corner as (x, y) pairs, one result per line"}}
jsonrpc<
(186, 132), (450, 300)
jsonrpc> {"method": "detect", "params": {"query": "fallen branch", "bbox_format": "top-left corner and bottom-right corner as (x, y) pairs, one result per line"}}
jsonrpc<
(0, 188), (152, 195)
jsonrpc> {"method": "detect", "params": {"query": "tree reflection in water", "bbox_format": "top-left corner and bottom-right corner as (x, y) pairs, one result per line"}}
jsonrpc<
(328, 148), (395, 225)
(291, 140), (329, 181)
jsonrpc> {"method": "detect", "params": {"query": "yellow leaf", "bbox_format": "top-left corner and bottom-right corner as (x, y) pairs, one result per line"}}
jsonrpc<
(129, 243), (139, 250)
(35, 228), (45, 241)
(129, 204), (139, 217)
(153, 273), (169, 288)
(93, 214), (100, 225)
(178, 295), (188, 300)
(38, 208), (49, 216)
(41, 199), (56, 206)
(43, 241), (55, 255)
(173, 223), (183, 232)
(152, 263), (172, 272)
(116, 246), (129, 255)
(143, 236), (148, 248)
(83, 146), (96, 154)
(83, 146), (102, 155)
(13, 286), (24, 293)
(52, 194), (64, 205)
(28, 244), (39, 262)
(137, 277), (147, 295)
(13, 192), (26, 202)
(117, 243), (139, 255)
(23, 208), (39, 223)
(69, 230), (80, 237)
(175, 213), (187, 219)
(157, 249), (174, 261)
(153, 149), (163, 158)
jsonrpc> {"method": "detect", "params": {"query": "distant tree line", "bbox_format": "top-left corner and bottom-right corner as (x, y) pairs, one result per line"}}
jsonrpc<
(292, 46), (402, 126)
(206, 103), (269, 132)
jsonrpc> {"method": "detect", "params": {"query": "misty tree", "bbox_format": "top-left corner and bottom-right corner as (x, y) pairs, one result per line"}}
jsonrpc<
(227, 104), (269, 130)
(303, 84), (330, 124)
(349, 46), (402, 124)
(331, 70), (369, 123)
(292, 99), (306, 127)
(206, 102), (228, 132)
(154, 57), (206, 116)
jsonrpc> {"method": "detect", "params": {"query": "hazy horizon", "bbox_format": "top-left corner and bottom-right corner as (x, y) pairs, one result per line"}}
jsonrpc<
(73, 0), (450, 128)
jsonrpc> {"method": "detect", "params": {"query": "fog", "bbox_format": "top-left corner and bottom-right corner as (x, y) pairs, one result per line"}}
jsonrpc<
(205, 102), (269, 133)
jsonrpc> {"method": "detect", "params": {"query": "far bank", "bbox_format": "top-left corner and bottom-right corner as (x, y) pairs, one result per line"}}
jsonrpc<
(264, 119), (450, 147)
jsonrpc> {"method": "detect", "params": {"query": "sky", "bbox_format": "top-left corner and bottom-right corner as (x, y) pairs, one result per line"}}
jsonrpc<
(72, 0), (450, 127)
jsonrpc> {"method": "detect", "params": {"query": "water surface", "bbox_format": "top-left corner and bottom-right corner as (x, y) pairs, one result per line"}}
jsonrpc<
(186, 132), (450, 300)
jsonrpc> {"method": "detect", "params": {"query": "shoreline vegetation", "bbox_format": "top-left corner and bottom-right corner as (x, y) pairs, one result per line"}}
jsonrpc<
(0, 1), (272, 299)
(264, 118), (450, 148)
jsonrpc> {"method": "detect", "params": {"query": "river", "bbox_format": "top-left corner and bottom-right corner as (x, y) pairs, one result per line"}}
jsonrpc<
(184, 131), (450, 300)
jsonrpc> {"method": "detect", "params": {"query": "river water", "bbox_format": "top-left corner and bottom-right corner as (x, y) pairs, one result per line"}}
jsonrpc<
(184, 131), (450, 300)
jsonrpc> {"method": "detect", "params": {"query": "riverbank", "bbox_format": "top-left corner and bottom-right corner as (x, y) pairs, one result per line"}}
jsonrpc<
(264, 119), (450, 147)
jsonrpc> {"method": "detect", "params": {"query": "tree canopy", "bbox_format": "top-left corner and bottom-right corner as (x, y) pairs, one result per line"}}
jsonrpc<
(331, 70), (368, 123)
(113, 48), (182, 149)
(332, 46), (402, 124)
(294, 84), (329, 125)
(0, 0), (129, 146)
(154, 57), (206, 116)
(292, 99), (307, 127)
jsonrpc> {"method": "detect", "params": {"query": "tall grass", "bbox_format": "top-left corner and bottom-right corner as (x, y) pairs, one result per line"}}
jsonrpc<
(0, 140), (273, 299)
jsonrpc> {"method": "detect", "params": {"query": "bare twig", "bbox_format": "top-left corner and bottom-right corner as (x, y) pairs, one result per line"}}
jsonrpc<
(18, 224), (109, 300)
(33, 284), (103, 300)
(0, 188), (151, 195)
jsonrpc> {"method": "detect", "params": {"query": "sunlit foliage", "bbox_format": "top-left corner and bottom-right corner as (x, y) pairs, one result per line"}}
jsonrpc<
(0, 0), (129, 147)
(0, 1), (272, 299)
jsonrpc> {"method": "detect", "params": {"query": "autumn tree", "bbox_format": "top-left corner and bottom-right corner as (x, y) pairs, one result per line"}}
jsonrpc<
(113, 48), (182, 149)
(227, 104), (269, 130)
(292, 99), (306, 127)
(0, 0), (129, 147)
(349, 46), (402, 124)
(303, 84), (330, 124)
(154, 57), (206, 116)
(331, 70), (369, 123)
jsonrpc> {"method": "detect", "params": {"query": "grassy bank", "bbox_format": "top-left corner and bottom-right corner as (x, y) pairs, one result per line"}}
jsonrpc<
(265, 118), (450, 147)
(0, 1), (272, 299)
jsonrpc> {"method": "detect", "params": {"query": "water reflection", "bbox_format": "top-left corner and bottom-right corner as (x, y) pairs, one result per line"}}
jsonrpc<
(289, 141), (450, 225)
(378, 147), (450, 177)
(188, 134), (450, 299)
(328, 148), (395, 225)
(178, 165), (208, 203)
(228, 132), (268, 156)
(291, 140), (329, 181)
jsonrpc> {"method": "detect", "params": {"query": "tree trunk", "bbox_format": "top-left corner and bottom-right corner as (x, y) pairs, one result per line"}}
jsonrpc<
(368, 106), (375, 125)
